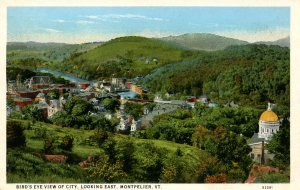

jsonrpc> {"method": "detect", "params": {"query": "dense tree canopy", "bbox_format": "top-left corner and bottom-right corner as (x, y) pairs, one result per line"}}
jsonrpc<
(192, 126), (252, 182)
(7, 67), (36, 82)
(101, 98), (120, 113)
(124, 102), (144, 119)
(51, 97), (94, 128)
(267, 118), (290, 169)
(21, 105), (46, 122)
(142, 44), (289, 108)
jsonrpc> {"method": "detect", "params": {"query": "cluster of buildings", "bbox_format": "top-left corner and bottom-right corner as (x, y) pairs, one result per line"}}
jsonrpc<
(6, 74), (149, 135)
(7, 73), (284, 164)
(7, 75), (66, 111)
(7, 74), (96, 118)
(34, 93), (66, 119)
(154, 94), (220, 109)
(115, 97), (143, 134)
(93, 77), (146, 95)
(117, 116), (141, 134)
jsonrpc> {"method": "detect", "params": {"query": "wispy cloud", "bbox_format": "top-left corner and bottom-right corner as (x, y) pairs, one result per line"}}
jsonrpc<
(52, 19), (66, 23)
(104, 14), (165, 21)
(86, 15), (99, 19)
(84, 14), (167, 22)
(76, 20), (95, 25)
(44, 28), (61, 33)
(52, 18), (95, 25)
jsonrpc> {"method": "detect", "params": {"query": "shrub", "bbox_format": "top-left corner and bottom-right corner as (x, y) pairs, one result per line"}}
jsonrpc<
(7, 120), (26, 148)
(93, 130), (109, 147)
(44, 137), (55, 154)
(34, 127), (47, 139)
(159, 165), (177, 183)
(88, 155), (127, 183)
(60, 135), (74, 151)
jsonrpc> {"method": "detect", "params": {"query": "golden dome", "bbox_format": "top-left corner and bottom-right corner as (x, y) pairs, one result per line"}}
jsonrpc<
(260, 110), (279, 122)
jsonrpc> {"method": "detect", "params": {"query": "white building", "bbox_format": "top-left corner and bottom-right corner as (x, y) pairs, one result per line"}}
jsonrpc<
(258, 103), (280, 140)
(118, 117), (128, 131)
(130, 119), (137, 133)
(48, 99), (62, 118)
(249, 103), (280, 164)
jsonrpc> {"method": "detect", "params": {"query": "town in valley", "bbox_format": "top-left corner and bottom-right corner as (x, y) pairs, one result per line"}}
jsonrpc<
(6, 7), (290, 184)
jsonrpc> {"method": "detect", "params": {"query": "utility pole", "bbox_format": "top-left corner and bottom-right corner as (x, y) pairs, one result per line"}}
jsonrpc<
(261, 140), (265, 165)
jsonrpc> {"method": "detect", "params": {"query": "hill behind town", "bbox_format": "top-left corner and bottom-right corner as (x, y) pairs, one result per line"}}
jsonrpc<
(59, 36), (192, 80)
(159, 33), (249, 51)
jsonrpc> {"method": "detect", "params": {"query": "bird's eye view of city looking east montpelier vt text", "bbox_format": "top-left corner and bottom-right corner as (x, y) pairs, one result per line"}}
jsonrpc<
(5, 6), (290, 186)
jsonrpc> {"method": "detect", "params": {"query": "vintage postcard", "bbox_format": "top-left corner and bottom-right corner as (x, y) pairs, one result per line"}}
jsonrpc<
(1, 1), (299, 190)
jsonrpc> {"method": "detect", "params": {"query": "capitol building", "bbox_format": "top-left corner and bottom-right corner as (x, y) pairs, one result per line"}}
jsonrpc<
(258, 103), (280, 140)
(249, 103), (281, 164)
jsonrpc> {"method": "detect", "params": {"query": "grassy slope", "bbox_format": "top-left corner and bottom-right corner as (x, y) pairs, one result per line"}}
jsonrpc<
(62, 36), (185, 79)
(8, 121), (203, 182)
(78, 36), (183, 62)
(24, 122), (201, 158)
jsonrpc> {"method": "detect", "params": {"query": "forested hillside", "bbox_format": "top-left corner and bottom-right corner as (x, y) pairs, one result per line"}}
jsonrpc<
(142, 44), (289, 111)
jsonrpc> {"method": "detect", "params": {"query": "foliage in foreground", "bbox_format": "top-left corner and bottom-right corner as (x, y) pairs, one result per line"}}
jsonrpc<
(7, 120), (26, 148)
(254, 173), (289, 183)
(87, 137), (220, 183)
(7, 148), (88, 183)
(8, 120), (221, 183)
(267, 118), (290, 169)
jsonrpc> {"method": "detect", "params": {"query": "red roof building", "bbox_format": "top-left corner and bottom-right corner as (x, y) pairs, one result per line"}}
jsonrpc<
(14, 97), (33, 109)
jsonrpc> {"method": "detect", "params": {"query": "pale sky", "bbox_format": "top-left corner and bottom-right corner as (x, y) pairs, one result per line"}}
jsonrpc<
(8, 7), (290, 43)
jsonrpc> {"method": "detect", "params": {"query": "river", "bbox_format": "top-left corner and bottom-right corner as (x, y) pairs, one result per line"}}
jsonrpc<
(36, 68), (89, 83)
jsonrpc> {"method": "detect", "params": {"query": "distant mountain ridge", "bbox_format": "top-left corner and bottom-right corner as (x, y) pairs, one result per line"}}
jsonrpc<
(7, 41), (103, 63)
(7, 41), (103, 51)
(254, 36), (290, 47)
(159, 33), (249, 51)
(7, 34), (290, 81)
(8, 33), (289, 52)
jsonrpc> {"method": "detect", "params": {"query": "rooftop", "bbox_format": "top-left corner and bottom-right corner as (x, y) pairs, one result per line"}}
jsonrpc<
(260, 110), (279, 122)
(30, 76), (51, 84)
(249, 133), (268, 144)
